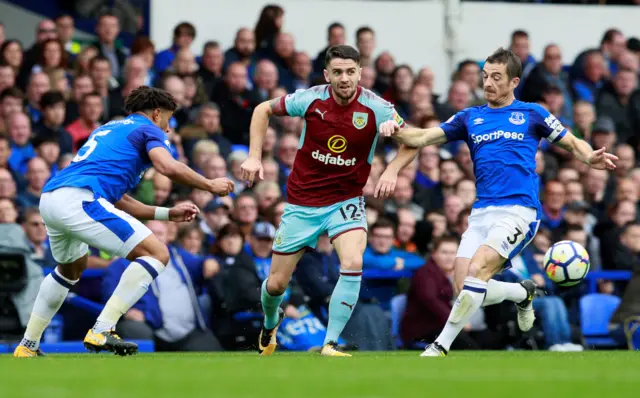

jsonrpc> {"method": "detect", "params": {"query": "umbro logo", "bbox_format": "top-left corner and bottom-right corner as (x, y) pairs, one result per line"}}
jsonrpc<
(315, 108), (327, 120)
(473, 118), (484, 125)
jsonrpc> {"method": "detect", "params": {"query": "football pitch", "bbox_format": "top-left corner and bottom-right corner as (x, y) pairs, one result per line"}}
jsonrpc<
(1, 351), (639, 398)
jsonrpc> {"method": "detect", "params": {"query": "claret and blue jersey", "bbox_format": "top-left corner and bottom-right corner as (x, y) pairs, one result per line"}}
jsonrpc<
(440, 100), (567, 212)
(43, 114), (171, 203)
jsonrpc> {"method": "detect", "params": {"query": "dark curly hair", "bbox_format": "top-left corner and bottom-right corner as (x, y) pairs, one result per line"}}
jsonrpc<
(124, 86), (178, 114)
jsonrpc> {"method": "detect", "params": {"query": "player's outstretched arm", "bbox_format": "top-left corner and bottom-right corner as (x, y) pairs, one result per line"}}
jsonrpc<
(375, 144), (419, 199)
(242, 98), (282, 186)
(379, 121), (448, 148)
(148, 147), (234, 195)
(115, 194), (200, 222)
(555, 132), (618, 170)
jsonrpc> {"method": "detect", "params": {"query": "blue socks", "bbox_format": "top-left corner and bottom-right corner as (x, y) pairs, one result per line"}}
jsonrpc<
(324, 271), (362, 345)
(261, 279), (285, 329)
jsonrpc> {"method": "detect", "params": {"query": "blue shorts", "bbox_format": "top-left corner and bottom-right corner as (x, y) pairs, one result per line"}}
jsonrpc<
(272, 196), (367, 254)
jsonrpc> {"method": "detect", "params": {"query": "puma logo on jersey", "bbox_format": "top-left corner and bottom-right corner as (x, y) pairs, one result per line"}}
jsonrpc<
(315, 108), (327, 120)
(341, 301), (354, 310)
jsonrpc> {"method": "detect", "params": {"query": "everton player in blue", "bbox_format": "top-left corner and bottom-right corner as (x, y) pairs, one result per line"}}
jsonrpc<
(14, 87), (234, 357)
(377, 48), (617, 357)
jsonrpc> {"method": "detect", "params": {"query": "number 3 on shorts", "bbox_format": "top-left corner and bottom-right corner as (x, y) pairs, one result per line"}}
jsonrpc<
(506, 226), (523, 245)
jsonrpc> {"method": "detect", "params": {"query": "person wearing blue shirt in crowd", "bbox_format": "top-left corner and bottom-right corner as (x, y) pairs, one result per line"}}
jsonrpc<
(7, 112), (35, 175)
(154, 23), (197, 74)
(570, 50), (607, 104)
(364, 218), (425, 272)
(510, 30), (536, 100)
(102, 221), (222, 352)
(540, 180), (565, 231)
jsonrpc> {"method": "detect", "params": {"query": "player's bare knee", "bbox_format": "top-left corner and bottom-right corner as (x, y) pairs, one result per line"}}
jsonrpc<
(340, 255), (363, 271)
(266, 276), (288, 296)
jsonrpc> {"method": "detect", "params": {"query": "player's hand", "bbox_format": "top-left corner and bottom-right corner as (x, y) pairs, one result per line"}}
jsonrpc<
(169, 202), (200, 222)
(374, 168), (398, 199)
(587, 147), (618, 170)
(240, 156), (264, 187)
(210, 177), (235, 196)
(379, 120), (400, 138)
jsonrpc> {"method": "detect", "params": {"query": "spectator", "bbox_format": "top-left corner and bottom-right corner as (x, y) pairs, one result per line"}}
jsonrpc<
(572, 100), (596, 140)
(21, 207), (48, 265)
(130, 36), (156, 84)
(17, 19), (59, 90)
(408, 84), (434, 125)
(269, 32), (296, 90)
(313, 23), (345, 75)
(72, 45), (98, 76)
(155, 22), (196, 73)
(510, 30), (535, 98)
(88, 55), (125, 121)
(262, 158), (280, 183)
(177, 222), (206, 256)
(572, 50), (607, 104)
(0, 167), (16, 200)
(1, 39), (23, 76)
(595, 199), (637, 270)
(254, 5), (284, 56)
(610, 224), (640, 343)
(590, 117), (618, 165)
(227, 150), (249, 194)
(276, 133), (298, 178)
(541, 180), (566, 230)
(252, 59), (279, 101)
(364, 218), (423, 271)
(233, 193), (259, 239)
(382, 65), (414, 120)
(521, 44), (573, 124)
(33, 90), (73, 155)
(455, 60), (483, 105)
(443, 194), (464, 230)
(423, 158), (463, 211)
(32, 135), (60, 177)
(224, 28), (257, 74)
(55, 14), (80, 56)
(123, 54), (150, 87)
(360, 66), (376, 92)
(600, 28), (627, 76)
(16, 157), (49, 210)
(0, 87), (24, 134)
(200, 198), (231, 247)
(0, 135), (23, 190)
(454, 143), (474, 180)
(614, 143), (636, 180)
(7, 112), (35, 175)
(456, 179), (476, 209)
(355, 26), (376, 68)
(181, 103), (232, 160)
(199, 41), (224, 95)
(395, 207), (417, 253)
(415, 146), (440, 189)
(436, 80), (471, 122)
(93, 12), (128, 79)
(64, 74), (93, 125)
(210, 62), (261, 145)
(0, 65), (15, 94)
(288, 51), (312, 92)
(262, 126), (278, 160)
(385, 175), (424, 220)
(254, 181), (282, 216)
(0, 197), (17, 223)
(66, 92), (102, 151)
(24, 72), (50, 124)
(104, 220), (222, 351)
(595, 68), (640, 145)
(373, 51), (395, 95)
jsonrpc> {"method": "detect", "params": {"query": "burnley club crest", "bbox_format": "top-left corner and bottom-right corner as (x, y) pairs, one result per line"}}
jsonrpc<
(352, 112), (368, 130)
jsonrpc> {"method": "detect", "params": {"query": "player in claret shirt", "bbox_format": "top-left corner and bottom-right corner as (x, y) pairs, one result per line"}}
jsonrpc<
(241, 45), (416, 356)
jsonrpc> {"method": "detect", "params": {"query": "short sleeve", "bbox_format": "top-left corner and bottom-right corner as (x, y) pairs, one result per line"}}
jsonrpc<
(127, 125), (170, 156)
(529, 104), (567, 143)
(358, 90), (407, 129)
(282, 87), (326, 117)
(440, 111), (469, 142)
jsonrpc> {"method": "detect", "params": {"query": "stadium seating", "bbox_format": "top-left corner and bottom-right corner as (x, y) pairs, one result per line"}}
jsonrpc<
(580, 293), (621, 347)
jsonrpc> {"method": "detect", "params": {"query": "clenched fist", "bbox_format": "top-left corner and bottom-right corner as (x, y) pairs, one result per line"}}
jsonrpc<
(209, 177), (235, 196)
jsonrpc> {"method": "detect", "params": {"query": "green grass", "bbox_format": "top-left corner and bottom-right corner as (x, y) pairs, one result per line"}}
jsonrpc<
(1, 351), (640, 398)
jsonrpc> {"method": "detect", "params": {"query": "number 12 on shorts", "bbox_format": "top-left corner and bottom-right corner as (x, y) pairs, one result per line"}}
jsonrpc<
(339, 203), (361, 221)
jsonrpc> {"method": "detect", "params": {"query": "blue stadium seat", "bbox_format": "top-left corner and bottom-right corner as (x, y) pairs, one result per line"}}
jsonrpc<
(231, 144), (249, 153)
(390, 294), (407, 349)
(580, 293), (621, 347)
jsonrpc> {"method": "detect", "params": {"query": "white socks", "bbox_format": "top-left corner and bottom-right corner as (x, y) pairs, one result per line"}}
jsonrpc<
(435, 277), (487, 352)
(92, 256), (165, 334)
(482, 279), (528, 307)
(21, 268), (78, 350)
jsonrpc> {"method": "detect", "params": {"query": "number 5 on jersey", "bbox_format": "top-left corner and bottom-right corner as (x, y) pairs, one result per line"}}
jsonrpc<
(73, 130), (112, 162)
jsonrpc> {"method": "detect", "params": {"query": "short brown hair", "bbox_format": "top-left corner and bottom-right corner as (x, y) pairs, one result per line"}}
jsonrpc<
(131, 36), (155, 55)
(485, 47), (522, 80)
(432, 235), (459, 252)
(324, 45), (360, 68)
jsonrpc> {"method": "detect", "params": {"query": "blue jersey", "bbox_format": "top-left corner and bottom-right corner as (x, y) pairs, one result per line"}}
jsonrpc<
(44, 114), (170, 203)
(440, 100), (567, 211)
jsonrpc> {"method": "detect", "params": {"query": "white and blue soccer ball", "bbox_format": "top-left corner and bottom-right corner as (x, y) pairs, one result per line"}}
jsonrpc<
(543, 240), (590, 287)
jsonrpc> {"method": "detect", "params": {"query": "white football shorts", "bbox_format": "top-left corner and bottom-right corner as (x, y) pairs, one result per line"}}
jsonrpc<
(40, 187), (152, 264)
(457, 205), (540, 265)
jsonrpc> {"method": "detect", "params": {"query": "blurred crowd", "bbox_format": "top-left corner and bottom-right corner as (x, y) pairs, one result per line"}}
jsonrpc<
(1, 3), (640, 352)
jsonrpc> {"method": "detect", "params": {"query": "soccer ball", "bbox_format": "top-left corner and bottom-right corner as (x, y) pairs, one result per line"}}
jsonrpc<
(543, 240), (590, 287)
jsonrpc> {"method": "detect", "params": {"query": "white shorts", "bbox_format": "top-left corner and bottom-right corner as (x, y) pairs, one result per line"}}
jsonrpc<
(40, 187), (152, 264)
(457, 205), (540, 266)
